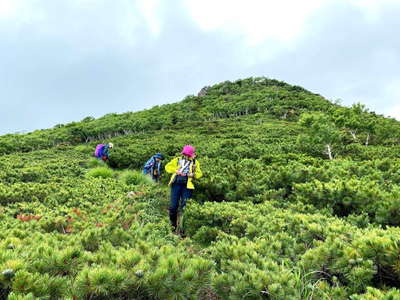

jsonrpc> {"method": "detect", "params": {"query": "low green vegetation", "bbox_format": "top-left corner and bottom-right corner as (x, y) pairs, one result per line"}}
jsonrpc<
(86, 166), (114, 179)
(119, 170), (154, 187)
(1, 77), (400, 299)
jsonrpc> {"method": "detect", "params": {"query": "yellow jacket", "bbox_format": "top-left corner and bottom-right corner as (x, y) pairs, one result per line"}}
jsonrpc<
(165, 157), (203, 189)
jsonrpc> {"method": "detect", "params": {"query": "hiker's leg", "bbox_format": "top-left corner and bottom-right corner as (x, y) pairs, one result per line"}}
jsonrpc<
(176, 186), (192, 237)
(169, 184), (182, 229)
(180, 187), (193, 211)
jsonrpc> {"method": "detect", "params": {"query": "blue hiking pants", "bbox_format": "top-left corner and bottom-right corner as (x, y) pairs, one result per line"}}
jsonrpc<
(169, 183), (193, 228)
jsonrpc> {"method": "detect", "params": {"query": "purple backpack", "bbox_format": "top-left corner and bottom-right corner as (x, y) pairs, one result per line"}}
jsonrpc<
(94, 144), (105, 158)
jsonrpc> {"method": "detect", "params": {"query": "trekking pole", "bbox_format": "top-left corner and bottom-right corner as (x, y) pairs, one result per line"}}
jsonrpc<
(176, 210), (180, 235)
(176, 207), (185, 237)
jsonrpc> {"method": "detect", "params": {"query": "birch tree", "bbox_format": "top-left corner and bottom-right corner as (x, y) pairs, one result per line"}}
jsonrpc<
(332, 103), (377, 145)
(298, 112), (341, 160)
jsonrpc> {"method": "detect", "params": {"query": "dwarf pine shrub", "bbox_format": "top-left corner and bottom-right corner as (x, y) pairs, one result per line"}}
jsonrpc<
(120, 170), (154, 186)
(7, 292), (36, 300)
(86, 167), (113, 179)
(2, 78), (400, 298)
(87, 157), (106, 168)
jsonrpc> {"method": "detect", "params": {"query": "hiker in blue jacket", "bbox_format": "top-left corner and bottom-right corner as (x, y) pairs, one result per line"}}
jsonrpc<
(143, 153), (164, 182)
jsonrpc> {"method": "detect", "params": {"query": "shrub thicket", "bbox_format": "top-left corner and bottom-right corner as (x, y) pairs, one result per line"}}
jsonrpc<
(1, 77), (400, 298)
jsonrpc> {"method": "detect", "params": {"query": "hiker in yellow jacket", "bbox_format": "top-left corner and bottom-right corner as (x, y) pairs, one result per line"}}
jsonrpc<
(165, 145), (203, 231)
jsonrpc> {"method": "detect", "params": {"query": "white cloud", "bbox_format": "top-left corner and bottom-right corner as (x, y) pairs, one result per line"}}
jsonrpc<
(136, 0), (163, 37)
(383, 80), (400, 120)
(385, 105), (400, 120)
(0, 0), (17, 18)
(390, 108), (400, 120)
(0, 0), (164, 42)
(349, 0), (399, 21)
(0, 0), (44, 26)
(183, 0), (324, 46)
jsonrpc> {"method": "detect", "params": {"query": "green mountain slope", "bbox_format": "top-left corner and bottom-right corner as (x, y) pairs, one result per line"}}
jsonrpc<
(1, 77), (400, 299)
(0, 77), (331, 154)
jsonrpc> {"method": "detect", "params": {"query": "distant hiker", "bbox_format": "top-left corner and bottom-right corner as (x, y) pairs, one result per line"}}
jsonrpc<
(165, 145), (203, 232)
(143, 153), (165, 182)
(94, 143), (114, 161)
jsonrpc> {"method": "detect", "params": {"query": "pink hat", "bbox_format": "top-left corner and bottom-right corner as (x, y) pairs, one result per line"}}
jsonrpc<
(181, 145), (195, 158)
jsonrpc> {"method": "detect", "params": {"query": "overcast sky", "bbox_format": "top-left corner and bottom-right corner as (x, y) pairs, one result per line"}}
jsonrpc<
(1, 0), (399, 134)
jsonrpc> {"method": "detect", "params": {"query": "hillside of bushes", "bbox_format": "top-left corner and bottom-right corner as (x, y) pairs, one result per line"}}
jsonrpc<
(1, 77), (400, 299)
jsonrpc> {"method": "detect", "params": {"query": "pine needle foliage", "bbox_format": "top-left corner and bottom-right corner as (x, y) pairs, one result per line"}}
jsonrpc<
(1, 77), (400, 298)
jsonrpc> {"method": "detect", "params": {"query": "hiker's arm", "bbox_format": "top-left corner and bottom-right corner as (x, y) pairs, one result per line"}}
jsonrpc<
(144, 159), (154, 171)
(165, 158), (178, 174)
(103, 146), (110, 158)
(194, 161), (203, 179)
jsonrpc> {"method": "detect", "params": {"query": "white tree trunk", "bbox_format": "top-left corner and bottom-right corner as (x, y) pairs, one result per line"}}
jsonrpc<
(325, 144), (333, 160)
(350, 130), (358, 142)
(365, 133), (370, 146)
